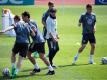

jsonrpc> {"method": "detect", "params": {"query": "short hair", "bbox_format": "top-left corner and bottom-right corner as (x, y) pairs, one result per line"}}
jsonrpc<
(14, 15), (20, 21)
(86, 4), (92, 8)
(48, 1), (54, 6)
(22, 11), (30, 18)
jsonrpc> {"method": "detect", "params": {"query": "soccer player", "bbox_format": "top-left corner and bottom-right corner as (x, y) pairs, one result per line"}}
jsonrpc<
(46, 8), (59, 67)
(0, 15), (34, 78)
(72, 4), (96, 64)
(42, 1), (54, 40)
(21, 11), (55, 75)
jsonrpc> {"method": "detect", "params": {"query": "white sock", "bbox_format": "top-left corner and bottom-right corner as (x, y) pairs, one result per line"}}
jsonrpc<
(12, 63), (15, 68)
(48, 65), (54, 71)
(89, 54), (94, 62)
(16, 68), (19, 74)
(34, 63), (39, 69)
(72, 52), (80, 63)
(75, 52), (80, 58)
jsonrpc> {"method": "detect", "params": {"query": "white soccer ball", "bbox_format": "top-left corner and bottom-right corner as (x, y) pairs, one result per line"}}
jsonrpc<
(101, 57), (107, 64)
(2, 68), (10, 77)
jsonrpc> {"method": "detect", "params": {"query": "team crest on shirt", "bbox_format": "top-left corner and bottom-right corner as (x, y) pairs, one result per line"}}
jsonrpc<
(92, 15), (95, 19)
(87, 18), (93, 25)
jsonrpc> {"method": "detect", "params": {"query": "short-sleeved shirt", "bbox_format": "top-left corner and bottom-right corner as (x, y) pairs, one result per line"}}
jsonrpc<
(14, 21), (31, 43)
(28, 21), (45, 43)
(42, 9), (50, 24)
(79, 12), (96, 34)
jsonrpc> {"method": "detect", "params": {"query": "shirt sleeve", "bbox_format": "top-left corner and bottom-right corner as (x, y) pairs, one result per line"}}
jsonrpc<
(79, 15), (83, 23)
(14, 23), (19, 30)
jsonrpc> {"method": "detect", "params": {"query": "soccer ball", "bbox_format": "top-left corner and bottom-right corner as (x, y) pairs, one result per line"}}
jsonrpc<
(101, 57), (107, 64)
(2, 68), (10, 77)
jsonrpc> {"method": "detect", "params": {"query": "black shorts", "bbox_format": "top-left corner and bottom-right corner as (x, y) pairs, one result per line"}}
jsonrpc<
(29, 42), (45, 53)
(82, 33), (96, 44)
(12, 43), (29, 58)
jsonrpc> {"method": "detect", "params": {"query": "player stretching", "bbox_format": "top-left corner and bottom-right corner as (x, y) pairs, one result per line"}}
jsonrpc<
(0, 15), (34, 78)
(21, 11), (55, 75)
(72, 4), (96, 64)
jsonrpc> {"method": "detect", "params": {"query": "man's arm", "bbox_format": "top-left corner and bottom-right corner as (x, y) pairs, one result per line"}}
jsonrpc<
(0, 25), (14, 33)
(30, 27), (36, 36)
(78, 14), (83, 27)
(93, 24), (96, 33)
(93, 15), (97, 33)
(42, 13), (47, 27)
(42, 20), (46, 27)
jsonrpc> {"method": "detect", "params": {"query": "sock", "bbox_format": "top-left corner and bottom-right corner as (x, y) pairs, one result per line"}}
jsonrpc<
(72, 52), (80, 63)
(16, 68), (19, 74)
(89, 54), (94, 62)
(12, 63), (15, 68)
(75, 52), (80, 58)
(48, 65), (54, 71)
(34, 63), (39, 69)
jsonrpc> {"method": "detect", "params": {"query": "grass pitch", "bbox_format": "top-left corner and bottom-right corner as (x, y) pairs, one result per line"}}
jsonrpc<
(0, 5), (107, 80)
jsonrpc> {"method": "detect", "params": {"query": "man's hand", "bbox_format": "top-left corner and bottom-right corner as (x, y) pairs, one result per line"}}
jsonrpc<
(93, 28), (96, 33)
(57, 35), (59, 39)
(0, 30), (5, 33)
(78, 23), (81, 27)
(53, 38), (58, 42)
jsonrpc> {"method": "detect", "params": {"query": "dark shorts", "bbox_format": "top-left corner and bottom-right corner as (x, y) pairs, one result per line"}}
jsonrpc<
(29, 42), (45, 53)
(82, 33), (96, 44)
(12, 43), (29, 58)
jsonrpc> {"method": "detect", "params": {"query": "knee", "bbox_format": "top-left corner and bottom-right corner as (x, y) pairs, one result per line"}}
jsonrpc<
(91, 44), (95, 49)
(39, 54), (45, 60)
(11, 53), (16, 57)
(79, 45), (86, 52)
(27, 52), (32, 59)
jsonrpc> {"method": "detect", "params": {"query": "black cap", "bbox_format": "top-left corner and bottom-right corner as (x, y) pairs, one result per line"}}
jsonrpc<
(50, 8), (57, 13)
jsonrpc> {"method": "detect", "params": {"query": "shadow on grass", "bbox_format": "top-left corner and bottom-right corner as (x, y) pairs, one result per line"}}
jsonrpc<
(22, 63), (89, 72)
(100, 64), (107, 65)
(0, 63), (90, 80)
(58, 63), (89, 67)
(0, 73), (46, 80)
(22, 67), (48, 72)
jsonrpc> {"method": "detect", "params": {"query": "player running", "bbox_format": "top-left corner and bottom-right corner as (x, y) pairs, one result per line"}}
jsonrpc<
(21, 11), (55, 75)
(46, 8), (59, 67)
(0, 15), (35, 78)
(72, 4), (96, 64)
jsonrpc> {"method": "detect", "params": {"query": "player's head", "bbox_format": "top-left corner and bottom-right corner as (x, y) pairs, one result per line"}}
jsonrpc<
(22, 11), (30, 22)
(50, 8), (57, 17)
(14, 15), (20, 23)
(48, 1), (54, 9)
(86, 4), (92, 14)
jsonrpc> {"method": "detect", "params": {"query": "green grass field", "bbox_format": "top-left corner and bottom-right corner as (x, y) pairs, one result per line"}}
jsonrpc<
(0, 5), (107, 80)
